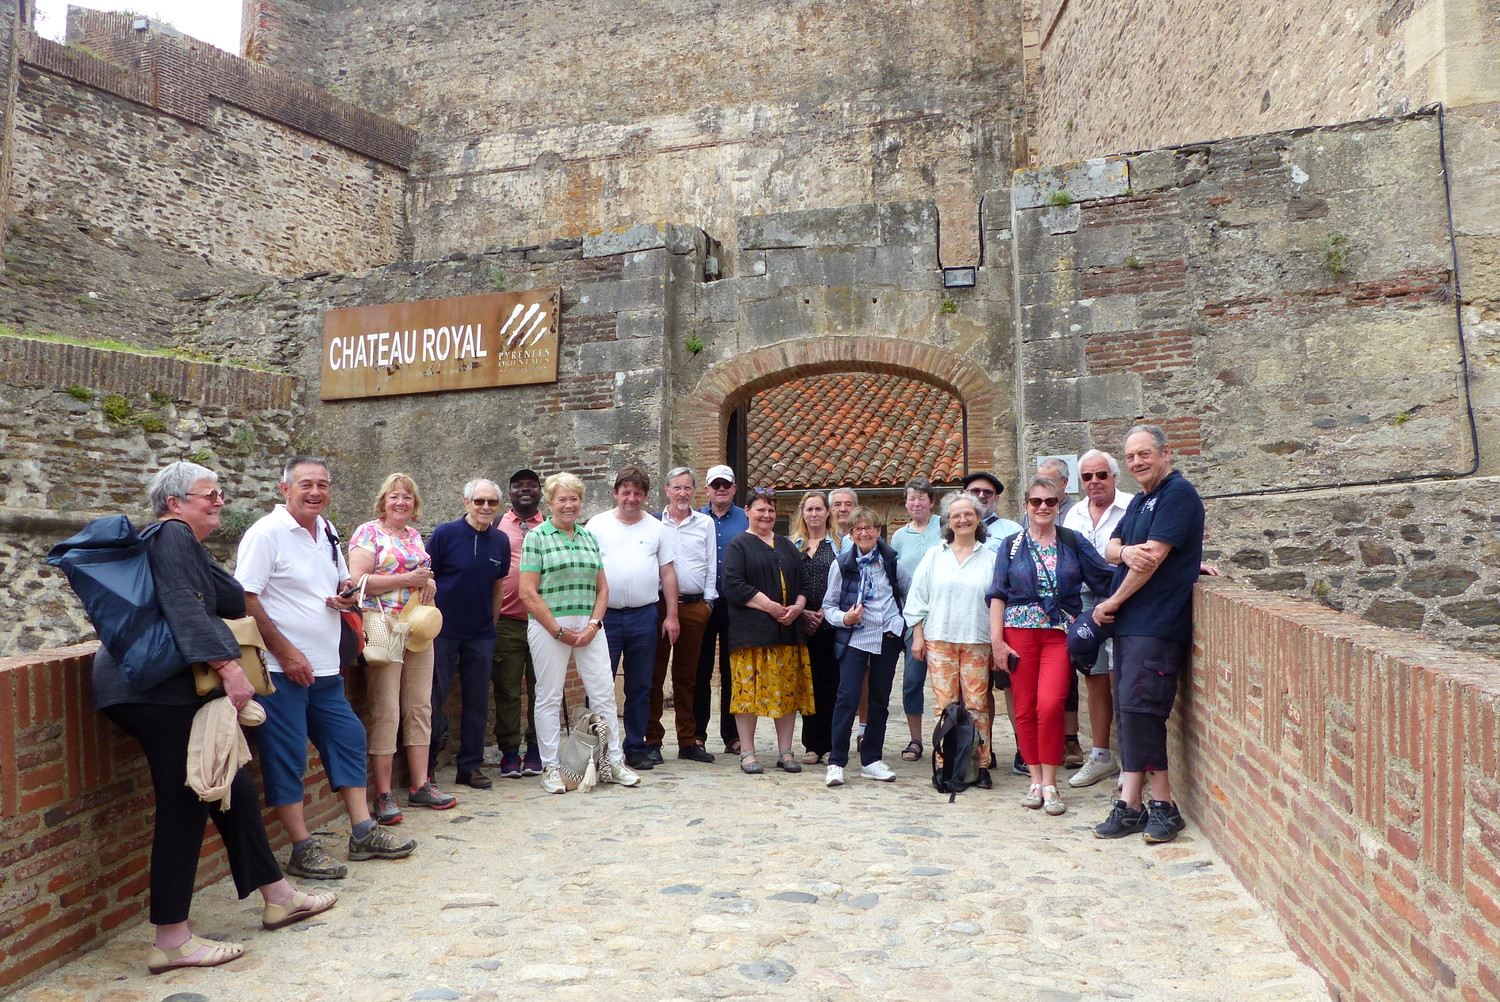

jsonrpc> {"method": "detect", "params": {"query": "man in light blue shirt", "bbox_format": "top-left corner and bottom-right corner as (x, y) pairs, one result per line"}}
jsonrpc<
(889, 478), (942, 762)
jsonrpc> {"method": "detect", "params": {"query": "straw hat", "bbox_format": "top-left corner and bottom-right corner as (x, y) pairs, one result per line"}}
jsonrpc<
(402, 600), (444, 652)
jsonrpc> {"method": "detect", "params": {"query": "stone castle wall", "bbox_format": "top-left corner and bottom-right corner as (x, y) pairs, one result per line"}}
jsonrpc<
(242, 0), (1025, 264)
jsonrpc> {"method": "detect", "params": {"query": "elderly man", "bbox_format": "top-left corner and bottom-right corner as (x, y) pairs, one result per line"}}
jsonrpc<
(587, 465), (680, 771)
(1037, 456), (1077, 521)
(1060, 449), (1132, 788)
(237, 456), (416, 879)
(695, 464), (749, 753)
(646, 466), (718, 763)
(427, 478), (510, 790)
(890, 477), (942, 762)
(964, 471), (1022, 545)
(492, 468), (545, 779)
(1092, 425), (1204, 844)
(829, 487), (858, 552)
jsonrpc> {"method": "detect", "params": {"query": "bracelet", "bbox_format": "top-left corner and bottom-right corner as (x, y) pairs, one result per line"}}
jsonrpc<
(555, 625), (566, 640)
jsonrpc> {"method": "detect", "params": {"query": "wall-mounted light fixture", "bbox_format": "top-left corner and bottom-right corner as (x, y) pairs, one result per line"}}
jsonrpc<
(942, 266), (977, 288)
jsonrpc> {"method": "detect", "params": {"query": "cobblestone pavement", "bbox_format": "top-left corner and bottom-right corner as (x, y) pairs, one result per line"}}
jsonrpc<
(12, 705), (1328, 1002)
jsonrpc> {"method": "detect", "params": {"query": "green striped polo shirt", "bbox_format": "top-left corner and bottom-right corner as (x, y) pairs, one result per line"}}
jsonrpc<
(519, 519), (603, 618)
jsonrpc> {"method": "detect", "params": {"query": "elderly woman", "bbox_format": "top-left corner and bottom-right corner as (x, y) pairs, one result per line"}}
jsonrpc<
(91, 462), (335, 973)
(904, 493), (998, 787)
(348, 473), (454, 824)
(821, 506), (911, 787)
(790, 491), (840, 765)
(723, 488), (814, 774)
(519, 472), (640, 793)
(987, 476), (1114, 816)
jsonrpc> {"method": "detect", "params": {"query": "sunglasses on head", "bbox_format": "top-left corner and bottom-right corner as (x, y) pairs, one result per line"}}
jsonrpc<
(1025, 496), (1061, 509)
(1078, 471), (1112, 482)
(750, 486), (775, 497)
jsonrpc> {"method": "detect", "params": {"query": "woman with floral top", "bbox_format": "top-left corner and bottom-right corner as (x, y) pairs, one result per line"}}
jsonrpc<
(987, 477), (1114, 817)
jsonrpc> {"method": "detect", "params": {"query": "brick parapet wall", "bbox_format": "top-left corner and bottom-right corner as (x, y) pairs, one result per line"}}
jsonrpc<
(1177, 581), (1500, 1001)
(21, 12), (414, 168)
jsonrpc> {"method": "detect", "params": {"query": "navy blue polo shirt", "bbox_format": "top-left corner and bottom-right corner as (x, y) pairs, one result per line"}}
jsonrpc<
(1110, 469), (1204, 644)
(427, 516), (510, 639)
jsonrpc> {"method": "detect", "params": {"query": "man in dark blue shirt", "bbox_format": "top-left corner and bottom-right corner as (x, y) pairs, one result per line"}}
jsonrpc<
(1090, 425), (1204, 844)
(694, 464), (749, 753)
(427, 478), (511, 789)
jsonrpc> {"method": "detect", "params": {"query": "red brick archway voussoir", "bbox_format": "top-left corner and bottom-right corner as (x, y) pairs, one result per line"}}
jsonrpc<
(679, 337), (1001, 478)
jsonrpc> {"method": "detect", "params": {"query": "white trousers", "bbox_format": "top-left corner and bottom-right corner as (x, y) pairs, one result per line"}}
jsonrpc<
(528, 615), (623, 767)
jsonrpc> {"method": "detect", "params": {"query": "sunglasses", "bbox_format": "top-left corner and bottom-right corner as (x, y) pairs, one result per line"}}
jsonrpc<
(708, 481), (734, 489)
(184, 489), (229, 504)
(750, 486), (775, 497)
(1078, 471), (1112, 482)
(968, 488), (996, 498)
(470, 498), (500, 507)
(1025, 496), (1061, 509)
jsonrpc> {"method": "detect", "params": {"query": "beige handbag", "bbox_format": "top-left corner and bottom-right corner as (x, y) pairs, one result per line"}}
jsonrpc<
(558, 709), (611, 791)
(191, 616), (276, 697)
(360, 575), (409, 669)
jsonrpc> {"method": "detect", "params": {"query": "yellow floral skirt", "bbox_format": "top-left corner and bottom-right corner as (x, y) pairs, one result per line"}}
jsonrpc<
(729, 644), (814, 718)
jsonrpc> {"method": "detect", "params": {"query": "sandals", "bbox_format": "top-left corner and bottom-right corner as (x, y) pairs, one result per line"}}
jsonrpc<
(1021, 783), (1044, 809)
(739, 751), (763, 775)
(147, 934), (244, 974)
(262, 887), (339, 930)
(776, 751), (803, 773)
(900, 740), (923, 762)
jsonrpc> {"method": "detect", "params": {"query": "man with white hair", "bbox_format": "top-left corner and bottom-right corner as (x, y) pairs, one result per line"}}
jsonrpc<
(1060, 449), (1132, 788)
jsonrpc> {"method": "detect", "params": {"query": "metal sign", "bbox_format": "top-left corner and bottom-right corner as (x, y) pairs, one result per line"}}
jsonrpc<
(320, 289), (560, 401)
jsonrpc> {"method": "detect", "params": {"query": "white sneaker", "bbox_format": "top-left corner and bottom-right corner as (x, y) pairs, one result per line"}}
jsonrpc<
(1069, 756), (1120, 788)
(860, 760), (896, 782)
(825, 764), (845, 787)
(1042, 784), (1066, 815)
(540, 764), (566, 794)
(605, 760), (640, 787)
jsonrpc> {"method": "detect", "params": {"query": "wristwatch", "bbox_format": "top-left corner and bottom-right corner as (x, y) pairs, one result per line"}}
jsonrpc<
(588, 619), (603, 630)
(554, 625), (566, 640)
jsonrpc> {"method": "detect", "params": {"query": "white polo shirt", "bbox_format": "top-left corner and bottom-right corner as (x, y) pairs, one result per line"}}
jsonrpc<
(659, 507), (718, 601)
(235, 504), (348, 677)
(1062, 489), (1133, 599)
(586, 510), (675, 609)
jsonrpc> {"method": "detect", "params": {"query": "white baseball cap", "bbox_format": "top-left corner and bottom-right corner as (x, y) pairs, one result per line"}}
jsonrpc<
(706, 465), (736, 485)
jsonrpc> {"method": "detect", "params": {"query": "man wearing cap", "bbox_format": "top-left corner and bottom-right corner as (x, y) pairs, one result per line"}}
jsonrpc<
(963, 471), (1022, 546)
(695, 464), (749, 753)
(491, 468), (545, 779)
(649, 466), (718, 763)
(427, 478), (511, 790)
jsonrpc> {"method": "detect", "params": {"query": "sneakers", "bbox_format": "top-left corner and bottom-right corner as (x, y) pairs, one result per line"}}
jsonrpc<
(604, 760), (641, 787)
(1063, 738), (1086, 769)
(1011, 751), (1029, 777)
(1068, 755), (1121, 788)
(521, 748), (543, 776)
(1042, 785), (1066, 816)
(499, 750), (523, 778)
(1144, 800), (1187, 843)
(860, 760), (896, 782)
(373, 792), (403, 826)
(1021, 783), (1044, 809)
(540, 764), (566, 794)
(826, 764), (845, 787)
(408, 780), (457, 810)
(1094, 800), (1149, 839)
(287, 838), (347, 880)
(348, 825), (416, 861)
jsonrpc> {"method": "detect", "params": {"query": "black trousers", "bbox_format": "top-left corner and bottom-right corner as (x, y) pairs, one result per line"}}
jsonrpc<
(693, 600), (737, 748)
(105, 702), (282, 925)
(799, 627), (840, 755)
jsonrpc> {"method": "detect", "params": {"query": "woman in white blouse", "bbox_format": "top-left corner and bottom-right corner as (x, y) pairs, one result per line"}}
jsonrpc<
(904, 493), (999, 787)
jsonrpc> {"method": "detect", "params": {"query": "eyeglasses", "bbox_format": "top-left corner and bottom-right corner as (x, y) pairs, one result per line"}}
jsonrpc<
(470, 498), (500, 507)
(1025, 496), (1061, 509)
(968, 488), (996, 499)
(184, 490), (229, 504)
(1078, 471), (1113, 482)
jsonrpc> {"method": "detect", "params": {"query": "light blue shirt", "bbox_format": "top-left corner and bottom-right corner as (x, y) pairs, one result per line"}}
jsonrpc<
(982, 516), (1023, 551)
(890, 518), (942, 572)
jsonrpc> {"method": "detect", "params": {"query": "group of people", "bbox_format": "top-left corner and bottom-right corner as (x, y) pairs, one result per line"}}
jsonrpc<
(93, 423), (1209, 973)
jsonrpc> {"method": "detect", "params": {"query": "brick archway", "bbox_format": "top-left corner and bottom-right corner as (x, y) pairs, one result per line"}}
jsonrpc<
(678, 337), (1005, 480)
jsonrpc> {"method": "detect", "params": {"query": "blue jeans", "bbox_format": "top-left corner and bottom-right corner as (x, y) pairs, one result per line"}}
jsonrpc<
(901, 629), (927, 716)
(430, 633), (497, 774)
(605, 604), (660, 756)
(828, 633), (903, 768)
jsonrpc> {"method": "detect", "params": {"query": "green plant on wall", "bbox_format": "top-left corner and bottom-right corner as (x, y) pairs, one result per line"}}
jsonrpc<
(230, 424), (258, 454)
(939, 298), (958, 314)
(1125, 255), (1145, 270)
(489, 264), (508, 291)
(1322, 234), (1350, 278)
(684, 334), (705, 354)
(189, 450), (215, 464)
(1047, 190), (1074, 207)
(66, 385), (94, 401)
(100, 394), (133, 424)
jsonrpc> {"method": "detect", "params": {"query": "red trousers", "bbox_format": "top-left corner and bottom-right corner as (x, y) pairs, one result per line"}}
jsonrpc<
(1004, 626), (1071, 767)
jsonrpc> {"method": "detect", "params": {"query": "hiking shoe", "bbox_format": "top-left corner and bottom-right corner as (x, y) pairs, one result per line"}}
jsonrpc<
(1144, 800), (1187, 844)
(860, 760), (896, 782)
(1011, 751), (1029, 777)
(499, 750), (523, 778)
(825, 765), (845, 787)
(1063, 738), (1086, 769)
(373, 792), (403, 825)
(521, 749), (543, 776)
(1068, 756), (1120, 788)
(604, 760), (640, 787)
(1094, 800), (1149, 839)
(287, 838), (346, 880)
(348, 825), (416, 861)
(1021, 783), (1044, 809)
(1042, 785), (1066, 816)
(540, 764), (566, 794)
(455, 769), (492, 789)
(408, 780), (457, 810)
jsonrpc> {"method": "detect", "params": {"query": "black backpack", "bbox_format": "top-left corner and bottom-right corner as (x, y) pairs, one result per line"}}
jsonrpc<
(931, 702), (979, 801)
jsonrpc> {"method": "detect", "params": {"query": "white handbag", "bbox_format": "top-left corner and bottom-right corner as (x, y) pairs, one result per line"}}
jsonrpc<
(359, 575), (410, 668)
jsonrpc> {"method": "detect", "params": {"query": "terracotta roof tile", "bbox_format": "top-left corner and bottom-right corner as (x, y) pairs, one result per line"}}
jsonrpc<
(746, 372), (966, 489)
